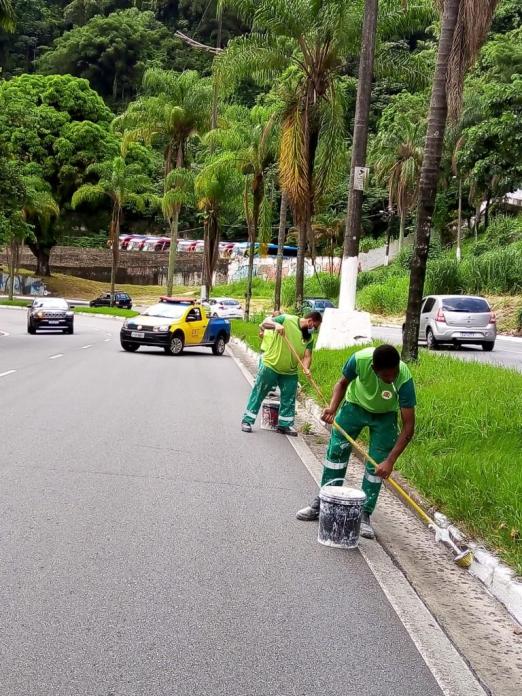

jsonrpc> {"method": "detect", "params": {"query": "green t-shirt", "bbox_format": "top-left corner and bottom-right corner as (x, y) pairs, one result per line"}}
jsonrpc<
(260, 327), (275, 353)
(342, 347), (416, 413)
(262, 314), (314, 375)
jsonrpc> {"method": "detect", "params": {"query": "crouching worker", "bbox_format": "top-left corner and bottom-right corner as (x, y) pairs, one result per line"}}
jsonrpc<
(296, 345), (416, 539)
(241, 311), (323, 436)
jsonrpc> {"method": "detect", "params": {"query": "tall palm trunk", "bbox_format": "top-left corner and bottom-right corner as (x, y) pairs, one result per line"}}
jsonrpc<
(109, 205), (121, 306)
(203, 214), (220, 300)
(339, 0), (379, 311)
(274, 192), (288, 311)
(402, 0), (461, 361)
(398, 209), (406, 253)
(8, 239), (18, 300)
(166, 206), (180, 295)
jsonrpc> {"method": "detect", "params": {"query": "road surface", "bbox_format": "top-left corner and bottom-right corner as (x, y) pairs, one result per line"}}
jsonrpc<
(373, 323), (522, 371)
(0, 309), (447, 695)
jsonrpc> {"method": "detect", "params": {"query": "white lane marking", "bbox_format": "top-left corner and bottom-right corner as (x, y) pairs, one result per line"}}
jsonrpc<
(229, 349), (487, 696)
(0, 369), (16, 378)
(81, 344), (93, 349)
(48, 353), (63, 360)
(0, 330), (10, 337)
(104, 338), (111, 342)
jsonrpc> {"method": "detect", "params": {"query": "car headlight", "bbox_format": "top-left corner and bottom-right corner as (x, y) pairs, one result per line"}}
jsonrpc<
(36, 311), (44, 319)
(153, 325), (169, 332)
(123, 319), (129, 328)
(66, 311), (73, 317)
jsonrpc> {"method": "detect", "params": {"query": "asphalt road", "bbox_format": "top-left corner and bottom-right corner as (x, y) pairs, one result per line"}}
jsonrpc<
(373, 324), (522, 371)
(0, 309), (443, 696)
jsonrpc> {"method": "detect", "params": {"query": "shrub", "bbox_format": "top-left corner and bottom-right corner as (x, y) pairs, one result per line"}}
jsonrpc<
(281, 273), (341, 307)
(357, 275), (409, 314)
(425, 258), (462, 295)
(460, 244), (522, 294)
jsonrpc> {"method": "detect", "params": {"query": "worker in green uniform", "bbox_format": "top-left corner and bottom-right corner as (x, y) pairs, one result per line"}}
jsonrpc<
(296, 344), (416, 539)
(241, 311), (323, 436)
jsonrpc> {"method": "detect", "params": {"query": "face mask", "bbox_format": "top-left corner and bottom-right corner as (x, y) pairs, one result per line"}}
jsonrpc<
(308, 327), (316, 334)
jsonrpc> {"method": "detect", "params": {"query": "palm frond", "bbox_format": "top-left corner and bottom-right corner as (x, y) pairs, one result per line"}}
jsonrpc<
(0, 0), (15, 32)
(71, 185), (107, 210)
(279, 102), (308, 212)
(447, 0), (500, 121)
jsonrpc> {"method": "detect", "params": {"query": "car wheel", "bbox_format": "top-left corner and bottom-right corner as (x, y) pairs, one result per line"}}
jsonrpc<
(426, 328), (438, 350)
(121, 340), (139, 352)
(165, 332), (184, 356)
(67, 325), (74, 335)
(212, 334), (226, 356)
(27, 323), (36, 335)
(482, 342), (495, 352)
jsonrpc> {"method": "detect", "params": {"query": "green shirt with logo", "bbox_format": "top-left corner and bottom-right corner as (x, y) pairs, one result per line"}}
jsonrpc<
(342, 347), (416, 413)
(262, 314), (313, 375)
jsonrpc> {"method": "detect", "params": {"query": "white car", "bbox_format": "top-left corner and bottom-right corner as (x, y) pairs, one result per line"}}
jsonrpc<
(205, 297), (244, 319)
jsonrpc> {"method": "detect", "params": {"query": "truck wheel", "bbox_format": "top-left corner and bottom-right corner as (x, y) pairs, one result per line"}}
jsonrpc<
(165, 332), (184, 355)
(212, 334), (226, 356)
(121, 341), (139, 352)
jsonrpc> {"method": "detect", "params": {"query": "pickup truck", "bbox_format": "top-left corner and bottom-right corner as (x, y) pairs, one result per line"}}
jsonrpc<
(120, 297), (231, 356)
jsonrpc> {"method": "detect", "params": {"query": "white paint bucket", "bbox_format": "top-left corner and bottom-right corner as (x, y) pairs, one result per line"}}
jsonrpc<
(318, 480), (367, 549)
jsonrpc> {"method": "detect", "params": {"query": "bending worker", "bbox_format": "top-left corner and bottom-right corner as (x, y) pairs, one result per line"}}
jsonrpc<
(296, 344), (416, 539)
(241, 311), (323, 436)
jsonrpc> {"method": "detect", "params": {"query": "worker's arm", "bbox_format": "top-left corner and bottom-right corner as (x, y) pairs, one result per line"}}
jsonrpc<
(321, 376), (350, 424)
(261, 315), (285, 334)
(374, 407), (415, 479)
(301, 348), (312, 375)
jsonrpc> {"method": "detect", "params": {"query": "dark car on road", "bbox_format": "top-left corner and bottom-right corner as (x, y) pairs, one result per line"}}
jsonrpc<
(27, 298), (74, 334)
(90, 292), (133, 309)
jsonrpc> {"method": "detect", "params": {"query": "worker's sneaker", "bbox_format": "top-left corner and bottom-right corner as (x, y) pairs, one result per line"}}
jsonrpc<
(296, 496), (320, 521)
(277, 425), (298, 437)
(241, 422), (252, 433)
(360, 511), (375, 539)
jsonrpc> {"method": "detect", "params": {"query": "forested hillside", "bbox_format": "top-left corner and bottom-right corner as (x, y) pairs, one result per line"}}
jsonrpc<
(0, 0), (521, 285)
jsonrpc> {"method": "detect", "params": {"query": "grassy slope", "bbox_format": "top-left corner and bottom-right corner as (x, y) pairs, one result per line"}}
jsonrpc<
(231, 320), (522, 574)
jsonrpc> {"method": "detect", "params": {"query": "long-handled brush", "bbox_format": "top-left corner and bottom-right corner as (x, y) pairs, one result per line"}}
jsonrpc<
(282, 334), (474, 568)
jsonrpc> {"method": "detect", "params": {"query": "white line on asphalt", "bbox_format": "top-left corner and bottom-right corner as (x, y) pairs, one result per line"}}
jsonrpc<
(229, 349), (487, 696)
(81, 344), (93, 349)
(0, 369), (16, 378)
(104, 338), (111, 342)
(48, 354), (63, 360)
(0, 330), (10, 336)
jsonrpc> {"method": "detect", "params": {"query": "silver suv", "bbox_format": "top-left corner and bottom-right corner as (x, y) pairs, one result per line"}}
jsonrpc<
(418, 295), (496, 351)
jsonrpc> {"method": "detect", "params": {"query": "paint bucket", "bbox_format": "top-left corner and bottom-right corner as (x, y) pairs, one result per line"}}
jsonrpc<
(318, 479), (367, 549)
(261, 399), (280, 430)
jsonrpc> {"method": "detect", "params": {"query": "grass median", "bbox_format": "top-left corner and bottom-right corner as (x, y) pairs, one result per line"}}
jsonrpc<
(231, 319), (522, 574)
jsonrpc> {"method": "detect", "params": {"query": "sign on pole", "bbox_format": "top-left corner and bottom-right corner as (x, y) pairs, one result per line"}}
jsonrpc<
(353, 166), (370, 192)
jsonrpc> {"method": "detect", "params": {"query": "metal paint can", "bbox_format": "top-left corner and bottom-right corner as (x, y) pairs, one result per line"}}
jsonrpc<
(261, 399), (280, 430)
(318, 480), (367, 549)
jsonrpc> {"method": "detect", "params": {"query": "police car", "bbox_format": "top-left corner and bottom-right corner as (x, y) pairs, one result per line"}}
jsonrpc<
(120, 297), (231, 356)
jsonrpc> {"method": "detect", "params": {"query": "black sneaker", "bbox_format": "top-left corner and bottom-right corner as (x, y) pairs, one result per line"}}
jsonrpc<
(241, 422), (252, 433)
(296, 496), (320, 521)
(277, 425), (298, 437)
(360, 511), (375, 539)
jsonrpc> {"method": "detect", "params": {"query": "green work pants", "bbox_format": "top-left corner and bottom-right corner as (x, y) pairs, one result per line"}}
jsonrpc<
(243, 363), (298, 428)
(321, 402), (398, 514)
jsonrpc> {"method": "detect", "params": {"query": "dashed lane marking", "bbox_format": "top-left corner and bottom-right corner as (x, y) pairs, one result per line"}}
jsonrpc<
(0, 369), (16, 378)
(48, 354), (63, 360)
(81, 345), (93, 349)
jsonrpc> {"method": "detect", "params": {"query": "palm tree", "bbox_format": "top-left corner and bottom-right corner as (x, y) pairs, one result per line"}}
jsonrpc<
(72, 155), (153, 304)
(194, 155), (243, 299)
(115, 69), (212, 295)
(372, 120), (424, 253)
(402, 0), (500, 361)
(161, 168), (195, 294)
(8, 174), (59, 300)
(216, 0), (358, 309)
(0, 0), (15, 32)
(206, 105), (278, 319)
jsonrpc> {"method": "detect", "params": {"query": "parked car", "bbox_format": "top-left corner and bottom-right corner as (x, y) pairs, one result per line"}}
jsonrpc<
(120, 297), (230, 356)
(90, 292), (133, 309)
(408, 295), (496, 351)
(27, 297), (74, 334)
(204, 297), (245, 319)
(302, 298), (335, 315)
